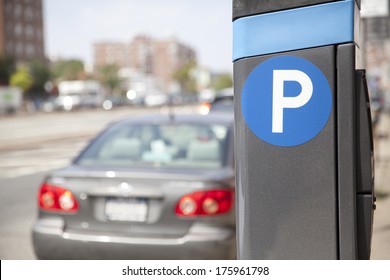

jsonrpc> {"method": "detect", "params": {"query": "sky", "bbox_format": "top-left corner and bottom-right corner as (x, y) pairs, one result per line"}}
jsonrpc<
(43, 0), (233, 73)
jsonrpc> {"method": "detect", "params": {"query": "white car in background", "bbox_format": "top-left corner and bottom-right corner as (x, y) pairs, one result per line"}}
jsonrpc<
(144, 92), (168, 107)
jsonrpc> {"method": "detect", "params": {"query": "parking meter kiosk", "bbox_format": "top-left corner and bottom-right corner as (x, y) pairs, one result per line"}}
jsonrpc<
(233, 0), (375, 259)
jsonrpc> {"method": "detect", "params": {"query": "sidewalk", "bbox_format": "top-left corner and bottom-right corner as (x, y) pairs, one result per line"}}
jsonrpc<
(371, 112), (390, 259)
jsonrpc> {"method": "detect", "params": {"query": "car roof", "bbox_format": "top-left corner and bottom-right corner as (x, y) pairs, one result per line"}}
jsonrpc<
(215, 88), (233, 99)
(111, 112), (234, 127)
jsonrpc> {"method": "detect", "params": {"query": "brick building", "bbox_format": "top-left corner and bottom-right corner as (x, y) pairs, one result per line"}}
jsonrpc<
(0, 0), (45, 64)
(93, 35), (196, 91)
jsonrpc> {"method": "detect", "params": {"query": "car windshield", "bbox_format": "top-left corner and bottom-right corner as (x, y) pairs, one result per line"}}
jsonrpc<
(75, 122), (229, 169)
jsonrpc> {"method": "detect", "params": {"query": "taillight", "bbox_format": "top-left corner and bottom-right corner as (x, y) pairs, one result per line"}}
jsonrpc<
(175, 189), (234, 217)
(38, 183), (79, 213)
(199, 102), (211, 115)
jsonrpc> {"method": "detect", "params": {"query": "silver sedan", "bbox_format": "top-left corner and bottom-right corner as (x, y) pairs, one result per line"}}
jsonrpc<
(32, 112), (236, 259)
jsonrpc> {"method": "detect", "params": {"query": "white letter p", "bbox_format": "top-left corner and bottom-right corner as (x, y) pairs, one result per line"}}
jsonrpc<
(272, 70), (313, 133)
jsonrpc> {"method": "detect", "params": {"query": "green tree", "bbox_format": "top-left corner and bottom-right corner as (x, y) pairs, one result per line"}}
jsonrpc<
(29, 60), (51, 92)
(0, 55), (16, 85)
(10, 65), (33, 93)
(52, 59), (84, 81)
(211, 73), (233, 91)
(172, 61), (197, 93)
(96, 64), (121, 94)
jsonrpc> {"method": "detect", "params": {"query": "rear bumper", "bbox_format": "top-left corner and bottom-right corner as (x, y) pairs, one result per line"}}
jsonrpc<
(32, 218), (236, 260)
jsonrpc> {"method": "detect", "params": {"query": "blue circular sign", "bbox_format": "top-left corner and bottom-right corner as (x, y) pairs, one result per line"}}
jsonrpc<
(242, 56), (332, 147)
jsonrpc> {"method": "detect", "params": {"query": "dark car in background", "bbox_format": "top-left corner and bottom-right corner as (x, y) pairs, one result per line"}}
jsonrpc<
(198, 88), (234, 115)
(210, 88), (234, 112)
(32, 112), (236, 259)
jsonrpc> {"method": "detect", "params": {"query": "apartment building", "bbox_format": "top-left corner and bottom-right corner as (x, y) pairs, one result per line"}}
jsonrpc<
(0, 0), (45, 64)
(93, 35), (196, 91)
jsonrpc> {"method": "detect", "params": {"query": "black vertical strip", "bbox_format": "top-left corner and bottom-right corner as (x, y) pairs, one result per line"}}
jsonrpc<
(337, 44), (358, 259)
(334, 46), (340, 260)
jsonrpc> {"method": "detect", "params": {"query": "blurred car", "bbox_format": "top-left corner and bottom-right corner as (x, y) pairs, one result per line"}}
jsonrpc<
(144, 92), (168, 107)
(32, 112), (236, 260)
(210, 88), (234, 112)
(41, 96), (61, 112)
(102, 95), (132, 110)
(198, 89), (216, 103)
(199, 88), (234, 115)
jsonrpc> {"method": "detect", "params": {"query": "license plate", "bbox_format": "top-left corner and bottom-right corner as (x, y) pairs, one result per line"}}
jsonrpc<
(105, 198), (148, 222)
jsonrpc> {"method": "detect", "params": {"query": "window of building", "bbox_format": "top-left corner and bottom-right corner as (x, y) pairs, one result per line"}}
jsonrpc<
(15, 42), (24, 56)
(24, 7), (34, 21)
(5, 2), (13, 17)
(35, 9), (41, 21)
(14, 23), (23, 37)
(26, 43), (35, 57)
(14, 4), (22, 18)
(6, 41), (14, 54)
(25, 25), (34, 38)
(5, 24), (13, 37)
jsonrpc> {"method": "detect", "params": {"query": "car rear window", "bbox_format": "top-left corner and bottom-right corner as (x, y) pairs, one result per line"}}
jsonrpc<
(75, 122), (230, 169)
